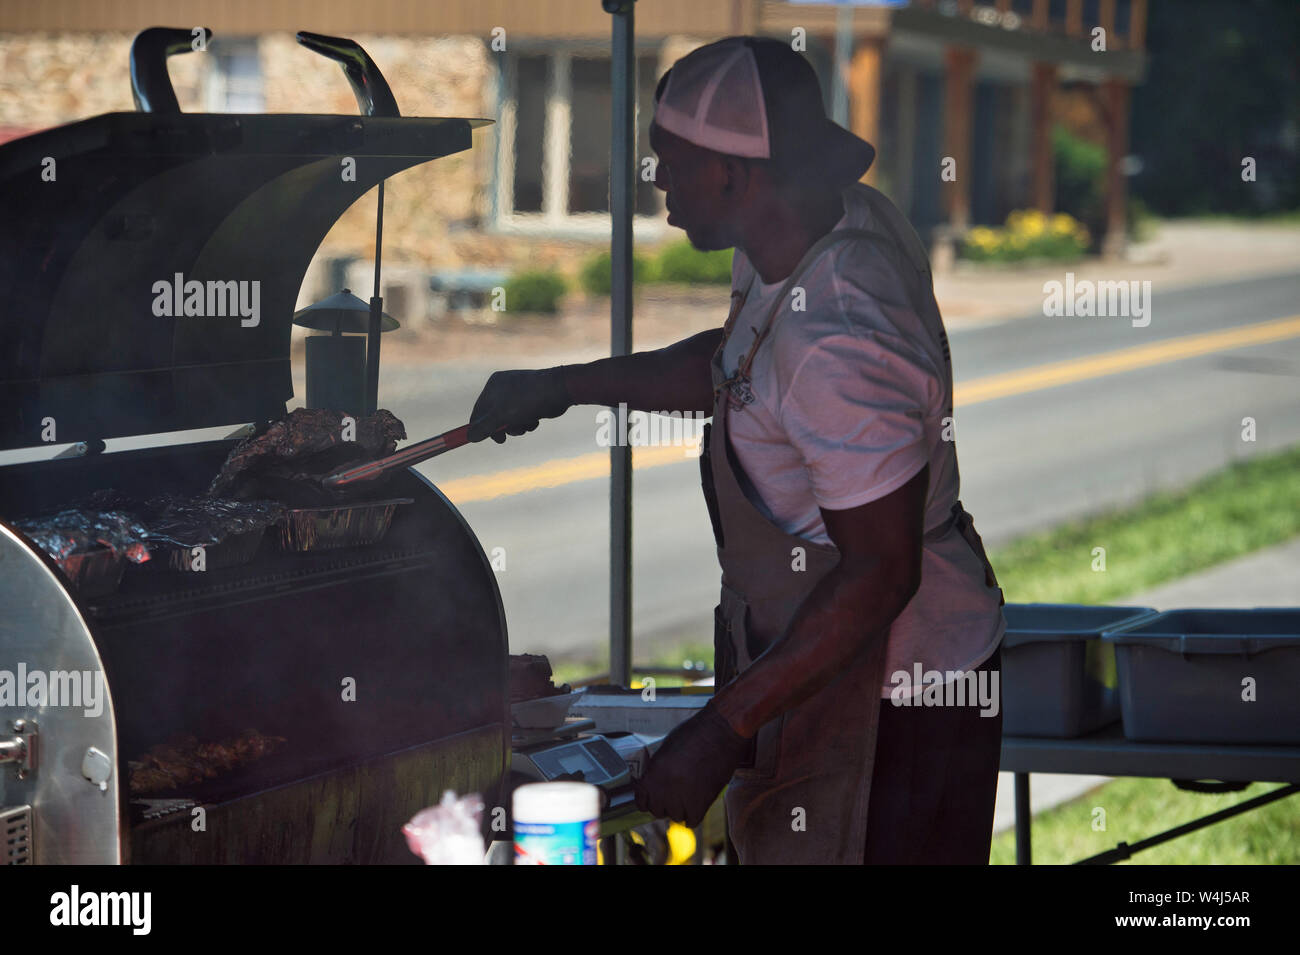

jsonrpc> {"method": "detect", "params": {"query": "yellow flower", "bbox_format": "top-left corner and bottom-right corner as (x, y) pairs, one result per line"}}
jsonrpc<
(1051, 212), (1078, 235)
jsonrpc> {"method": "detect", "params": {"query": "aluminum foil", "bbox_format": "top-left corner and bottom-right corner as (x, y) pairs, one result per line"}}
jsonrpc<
(134, 494), (284, 548)
(80, 490), (283, 548)
(14, 509), (151, 564)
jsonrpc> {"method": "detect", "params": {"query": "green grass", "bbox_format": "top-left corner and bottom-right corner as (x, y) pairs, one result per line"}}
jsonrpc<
(990, 778), (1300, 865)
(988, 444), (1300, 605)
(551, 640), (713, 689)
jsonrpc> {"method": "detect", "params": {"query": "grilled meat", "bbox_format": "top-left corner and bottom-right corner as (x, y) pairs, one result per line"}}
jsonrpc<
(128, 730), (288, 795)
(208, 408), (406, 500)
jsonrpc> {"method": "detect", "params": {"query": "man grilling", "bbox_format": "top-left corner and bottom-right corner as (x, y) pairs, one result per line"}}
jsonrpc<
(468, 37), (1005, 864)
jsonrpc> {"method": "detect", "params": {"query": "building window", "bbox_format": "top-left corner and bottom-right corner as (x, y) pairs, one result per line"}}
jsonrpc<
(512, 54), (548, 213)
(497, 47), (663, 233)
(203, 37), (264, 113)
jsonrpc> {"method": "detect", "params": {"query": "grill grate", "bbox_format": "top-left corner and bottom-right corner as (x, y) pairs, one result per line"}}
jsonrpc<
(2, 805), (32, 864)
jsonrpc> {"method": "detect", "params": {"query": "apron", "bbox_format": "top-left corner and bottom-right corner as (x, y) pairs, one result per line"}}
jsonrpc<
(702, 224), (1002, 865)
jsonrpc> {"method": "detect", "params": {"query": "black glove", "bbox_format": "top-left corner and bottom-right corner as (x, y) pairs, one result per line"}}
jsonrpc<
(468, 367), (572, 443)
(633, 702), (751, 828)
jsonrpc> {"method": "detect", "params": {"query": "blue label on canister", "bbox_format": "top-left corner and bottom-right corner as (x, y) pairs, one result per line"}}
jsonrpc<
(514, 819), (598, 865)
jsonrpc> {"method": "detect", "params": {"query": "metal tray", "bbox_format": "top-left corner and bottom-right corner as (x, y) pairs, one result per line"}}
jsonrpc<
(277, 497), (413, 552)
(156, 526), (268, 573)
(58, 546), (126, 598)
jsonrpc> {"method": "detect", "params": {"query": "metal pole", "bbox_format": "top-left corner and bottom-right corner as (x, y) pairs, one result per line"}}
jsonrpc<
(831, 6), (853, 127)
(365, 181), (385, 415)
(1014, 772), (1032, 865)
(606, 0), (635, 688)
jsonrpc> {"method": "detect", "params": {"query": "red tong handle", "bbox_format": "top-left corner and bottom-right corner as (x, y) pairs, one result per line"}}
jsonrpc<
(322, 423), (475, 489)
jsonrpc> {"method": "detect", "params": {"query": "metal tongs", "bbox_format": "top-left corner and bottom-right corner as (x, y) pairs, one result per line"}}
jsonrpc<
(322, 423), (503, 489)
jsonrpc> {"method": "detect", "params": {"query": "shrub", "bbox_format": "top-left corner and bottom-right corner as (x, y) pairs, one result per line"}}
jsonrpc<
(503, 269), (567, 315)
(961, 210), (1090, 263)
(1053, 124), (1147, 245)
(654, 241), (733, 285)
(578, 251), (655, 296)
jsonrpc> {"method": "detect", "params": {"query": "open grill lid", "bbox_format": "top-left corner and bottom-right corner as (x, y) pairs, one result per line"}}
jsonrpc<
(0, 111), (485, 452)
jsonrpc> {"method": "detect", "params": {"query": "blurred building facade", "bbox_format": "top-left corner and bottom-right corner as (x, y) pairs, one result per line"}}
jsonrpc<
(0, 0), (1147, 311)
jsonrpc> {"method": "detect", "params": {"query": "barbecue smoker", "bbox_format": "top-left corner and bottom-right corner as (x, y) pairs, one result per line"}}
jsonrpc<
(0, 29), (506, 864)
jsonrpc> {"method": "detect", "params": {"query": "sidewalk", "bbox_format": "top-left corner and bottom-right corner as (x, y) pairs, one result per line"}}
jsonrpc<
(991, 536), (1300, 834)
(937, 220), (1300, 327)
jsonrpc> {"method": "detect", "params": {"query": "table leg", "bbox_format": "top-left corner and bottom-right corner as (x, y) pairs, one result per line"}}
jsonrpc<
(1015, 772), (1032, 865)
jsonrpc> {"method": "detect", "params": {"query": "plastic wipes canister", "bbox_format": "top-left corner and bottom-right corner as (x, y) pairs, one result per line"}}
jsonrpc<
(513, 782), (600, 865)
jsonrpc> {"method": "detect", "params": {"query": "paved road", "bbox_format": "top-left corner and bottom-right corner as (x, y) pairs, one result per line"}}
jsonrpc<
(354, 269), (1300, 662)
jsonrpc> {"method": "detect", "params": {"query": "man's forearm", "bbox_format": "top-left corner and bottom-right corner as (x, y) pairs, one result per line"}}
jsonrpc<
(710, 559), (916, 739)
(562, 328), (721, 415)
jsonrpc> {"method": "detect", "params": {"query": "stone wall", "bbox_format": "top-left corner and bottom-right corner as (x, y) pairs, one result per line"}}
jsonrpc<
(0, 30), (680, 295)
(0, 32), (139, 123)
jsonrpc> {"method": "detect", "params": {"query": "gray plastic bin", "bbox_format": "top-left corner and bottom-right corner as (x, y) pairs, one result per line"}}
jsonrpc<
(1002, 603), (1157, 738)
(1102, 608), (1300, 744)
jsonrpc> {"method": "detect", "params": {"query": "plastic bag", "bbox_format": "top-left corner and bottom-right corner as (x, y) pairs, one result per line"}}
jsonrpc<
(402, 791), (486, 865)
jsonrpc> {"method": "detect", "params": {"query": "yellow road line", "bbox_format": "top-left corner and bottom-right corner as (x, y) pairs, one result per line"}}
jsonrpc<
(955, 314), (1300, 406)
(441, 314), (1300, 504)
(437, 441), (698, 503)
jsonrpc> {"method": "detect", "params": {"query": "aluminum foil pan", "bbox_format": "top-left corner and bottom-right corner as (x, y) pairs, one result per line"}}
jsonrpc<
(58, 546), (128, 598)
(277, 498), (412, 552)
(159, 526), (268, 572)
(13, 509), (150, 598)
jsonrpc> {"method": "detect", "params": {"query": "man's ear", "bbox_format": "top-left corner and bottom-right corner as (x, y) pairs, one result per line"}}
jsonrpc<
(719, 154), (754, 199)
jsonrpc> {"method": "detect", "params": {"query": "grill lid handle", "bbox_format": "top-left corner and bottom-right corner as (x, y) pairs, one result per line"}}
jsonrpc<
(129, 26), (213, 113)
(296, 31), (400, 118)
(0, 719), (37, 780)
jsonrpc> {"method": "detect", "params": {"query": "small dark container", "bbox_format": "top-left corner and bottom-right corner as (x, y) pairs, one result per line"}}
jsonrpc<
(1103, 608), (1300, 745)
(1002, 603), (1157, 738)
